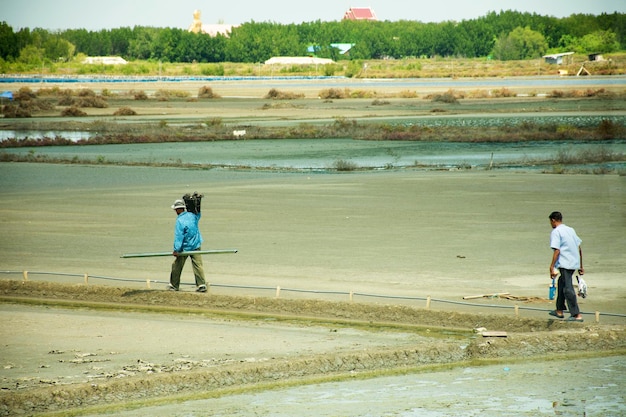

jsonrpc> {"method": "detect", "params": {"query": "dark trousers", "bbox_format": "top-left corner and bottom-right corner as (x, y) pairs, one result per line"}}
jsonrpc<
(169, 249), (206, 289)
(556, 268), (580, 316)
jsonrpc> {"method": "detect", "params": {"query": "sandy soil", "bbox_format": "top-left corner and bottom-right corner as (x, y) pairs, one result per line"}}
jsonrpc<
(1, 77), (625, 416)
(1, 165), (625, 416)
(1, 164), (624, 315)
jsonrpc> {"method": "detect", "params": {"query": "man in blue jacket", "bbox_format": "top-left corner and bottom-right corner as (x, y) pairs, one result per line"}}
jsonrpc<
(168, 199), (207, 292)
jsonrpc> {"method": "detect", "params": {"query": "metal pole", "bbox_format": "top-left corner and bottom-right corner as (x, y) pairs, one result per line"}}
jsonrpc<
(121, 249), (238, 258)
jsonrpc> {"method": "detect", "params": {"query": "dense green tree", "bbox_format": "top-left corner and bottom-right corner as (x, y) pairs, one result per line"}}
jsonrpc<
(457, 19), (495, 57)
(152, 28), (180, 61)
(127, 27), (158, 60)
(42, 36), (75, 61)
(0, 22), (20, 60)
(63, 29), (95, 55)
(225, 22), (306, 62)
(492, 26), (547, 60)
(579, 30), (621, 53)
(0, 11), (624, 64)
(597, 12), (626, 46)
(110, 27), (132, 56)
(17, 44), (45, 65)
(561, 14), (601, 38)
(558, 29), (621, 54)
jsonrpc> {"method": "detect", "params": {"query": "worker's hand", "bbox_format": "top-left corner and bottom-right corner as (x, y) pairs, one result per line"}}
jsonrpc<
(550, 267), (559, 278)
(172, 251), (179, 257)
(578, 267), (584, 275)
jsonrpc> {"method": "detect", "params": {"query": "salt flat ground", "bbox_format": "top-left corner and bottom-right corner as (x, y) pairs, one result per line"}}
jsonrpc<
(0, 163), (624, 316)
(1, 144), (625, 417)
(1, 75), (625, 415)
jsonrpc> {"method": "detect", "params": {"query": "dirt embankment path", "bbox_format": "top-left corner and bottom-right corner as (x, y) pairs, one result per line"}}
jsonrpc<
(1, 281), (625, 416)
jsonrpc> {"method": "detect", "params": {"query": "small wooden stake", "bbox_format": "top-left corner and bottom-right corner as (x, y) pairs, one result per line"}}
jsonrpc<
(275, 286), (281, 298)
(426, 295), (431, 309)
(514, 304), (519, 317)
(23, 271), (28, 281)
(84, 273), (89, 284)
(595, 311), (600, 323)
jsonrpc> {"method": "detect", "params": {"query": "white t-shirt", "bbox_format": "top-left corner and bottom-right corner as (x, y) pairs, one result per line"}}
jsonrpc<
(550, 224), (582, 269)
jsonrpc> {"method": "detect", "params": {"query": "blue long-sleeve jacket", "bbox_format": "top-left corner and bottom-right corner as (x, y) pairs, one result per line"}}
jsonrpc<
(173, 211), (203, 252)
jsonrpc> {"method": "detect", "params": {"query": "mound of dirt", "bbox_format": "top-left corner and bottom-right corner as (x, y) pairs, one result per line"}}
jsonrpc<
(0, 280), (595, 332)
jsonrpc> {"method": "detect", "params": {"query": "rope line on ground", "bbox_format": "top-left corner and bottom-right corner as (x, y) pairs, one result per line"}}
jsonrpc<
(1, 270), (624, 319)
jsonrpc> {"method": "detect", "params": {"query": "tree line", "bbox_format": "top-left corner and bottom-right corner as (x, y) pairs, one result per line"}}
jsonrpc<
(0, 10), (623, 66)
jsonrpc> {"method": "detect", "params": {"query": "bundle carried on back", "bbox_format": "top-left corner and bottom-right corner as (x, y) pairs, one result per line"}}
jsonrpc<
(182, 192), (203, 214)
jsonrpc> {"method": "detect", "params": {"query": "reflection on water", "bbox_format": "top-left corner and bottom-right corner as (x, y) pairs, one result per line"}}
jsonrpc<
(0, 130), (94, 141)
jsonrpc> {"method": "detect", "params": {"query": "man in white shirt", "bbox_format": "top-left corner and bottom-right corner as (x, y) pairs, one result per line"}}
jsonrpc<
(548, 211), (584, 322)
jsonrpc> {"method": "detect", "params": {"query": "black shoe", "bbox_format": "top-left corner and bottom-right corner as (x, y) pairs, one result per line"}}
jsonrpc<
(196, 285), (207, 293)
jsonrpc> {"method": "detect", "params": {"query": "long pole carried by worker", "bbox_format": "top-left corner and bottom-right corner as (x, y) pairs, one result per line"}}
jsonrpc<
(121, 249), (238, 258)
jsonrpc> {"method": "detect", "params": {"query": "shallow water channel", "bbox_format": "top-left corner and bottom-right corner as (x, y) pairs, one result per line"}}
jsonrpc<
(3, 138), (625, 171)
(84, 355), (625, 417)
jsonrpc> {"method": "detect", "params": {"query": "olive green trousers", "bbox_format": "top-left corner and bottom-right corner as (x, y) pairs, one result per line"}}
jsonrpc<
(169, 249), (206, 289)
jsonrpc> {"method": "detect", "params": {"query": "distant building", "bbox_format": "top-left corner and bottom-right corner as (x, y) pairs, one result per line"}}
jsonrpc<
(307, 43), (355, 57)
(542, 52), (574, 65)
(83, 56), (127, 65)
(588, 53), (604, 62)
(330, 43), (355, 56)
(343, 7), (377, 21)
(188, 9), (237, 37)
(264, 57), (335, 66)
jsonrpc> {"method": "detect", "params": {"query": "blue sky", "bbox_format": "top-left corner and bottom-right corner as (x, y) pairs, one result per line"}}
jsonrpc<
(2, 0), (624, 31)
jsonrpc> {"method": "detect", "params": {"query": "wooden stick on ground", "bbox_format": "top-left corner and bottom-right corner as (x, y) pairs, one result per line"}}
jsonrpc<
(463, 292), (510, 300)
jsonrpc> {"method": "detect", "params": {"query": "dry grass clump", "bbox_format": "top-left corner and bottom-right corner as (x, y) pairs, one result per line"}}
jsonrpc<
(349, 90), (378, 98)
(332, 159), (358, 171)
(549, 88), (615, 98)
(113, 106), (137, 116)
(371, 99), (390, 106)
(155, 89), (190, 101)
(553, 145), (624, 165)
(32, 86), (62, 97)
(397, 90), (418, 98)
(319, 88), (348, 99)
(77, 88), (96, 97)
(78, 95), (108, 108)
(198, 85), (220, 99)
(57, 94), (74, 106)
(468, 89), (490, 99)
(264, 88), (304, 100)
(427, 89), (461, 104)
(1, 87), (55, 117)
(1, 104), (32, 118)
(52, 88), (108, 108)
(131, 90), (148, 100)
(597, 119), (623, 139)
(205, 117), (223, 126)
(490, 88), (516, 98)
(13, 87), (37, 101)
(61, 106), (87, 117)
